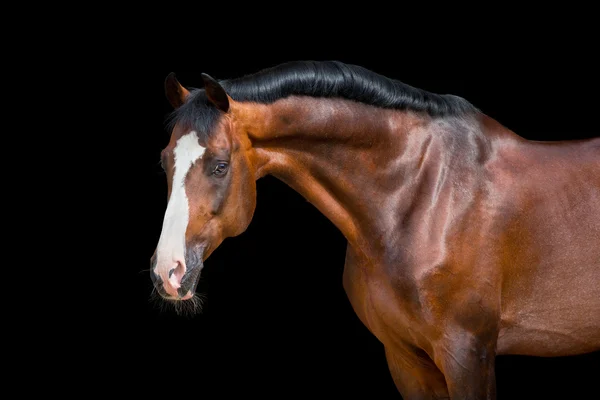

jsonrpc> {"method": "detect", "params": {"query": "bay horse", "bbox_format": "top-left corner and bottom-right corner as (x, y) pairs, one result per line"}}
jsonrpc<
(150, 61), (600, 399)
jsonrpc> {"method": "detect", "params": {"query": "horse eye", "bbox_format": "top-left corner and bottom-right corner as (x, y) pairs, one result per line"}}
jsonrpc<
(212, 162), (228, 176)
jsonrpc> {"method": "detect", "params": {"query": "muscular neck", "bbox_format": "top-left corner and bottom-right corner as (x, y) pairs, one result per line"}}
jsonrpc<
(233, 96), (488, 257)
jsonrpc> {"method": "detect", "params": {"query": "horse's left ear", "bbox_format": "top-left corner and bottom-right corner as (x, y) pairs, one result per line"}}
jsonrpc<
(201, 73), (230, 113)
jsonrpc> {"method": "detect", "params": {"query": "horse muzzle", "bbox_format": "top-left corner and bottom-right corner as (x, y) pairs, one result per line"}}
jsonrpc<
(150, 247), (204, 301)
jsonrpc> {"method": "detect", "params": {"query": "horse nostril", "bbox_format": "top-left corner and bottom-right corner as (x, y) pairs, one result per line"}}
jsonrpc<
(169, 261), (186, 288)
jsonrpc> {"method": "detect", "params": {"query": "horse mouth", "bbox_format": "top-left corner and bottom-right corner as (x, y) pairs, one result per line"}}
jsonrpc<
(150, 245), (206, 304)
(153, 262), (206, 316)
(152, 262), (204, 302)
(176, 263), (203, 300)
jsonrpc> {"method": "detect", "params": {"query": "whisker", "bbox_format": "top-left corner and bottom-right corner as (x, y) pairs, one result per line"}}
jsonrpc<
(146, 288), (208, 317)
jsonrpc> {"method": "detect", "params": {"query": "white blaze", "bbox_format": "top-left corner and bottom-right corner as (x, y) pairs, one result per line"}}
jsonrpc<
(155, 131), (205, 281)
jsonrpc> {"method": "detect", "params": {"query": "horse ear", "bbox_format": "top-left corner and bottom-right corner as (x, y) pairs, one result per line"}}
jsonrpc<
(165, 72), (190, 108)
(201, 73), (230, 113)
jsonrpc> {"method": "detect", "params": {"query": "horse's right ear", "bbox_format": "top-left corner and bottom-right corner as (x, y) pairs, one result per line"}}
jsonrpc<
(165, 72), (190, 108)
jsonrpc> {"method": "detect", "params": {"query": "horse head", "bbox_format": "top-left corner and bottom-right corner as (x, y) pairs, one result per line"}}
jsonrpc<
(150, 73), (257, 302)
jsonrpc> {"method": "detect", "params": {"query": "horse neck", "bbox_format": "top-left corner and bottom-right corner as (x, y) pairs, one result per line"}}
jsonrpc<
(236, 96), (490, 256)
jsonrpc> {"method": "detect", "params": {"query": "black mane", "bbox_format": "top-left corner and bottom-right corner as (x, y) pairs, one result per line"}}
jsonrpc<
(168, 61), (477, 136)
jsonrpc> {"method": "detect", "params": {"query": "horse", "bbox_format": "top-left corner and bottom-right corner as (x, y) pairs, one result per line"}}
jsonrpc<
(150, 61), (600, 399)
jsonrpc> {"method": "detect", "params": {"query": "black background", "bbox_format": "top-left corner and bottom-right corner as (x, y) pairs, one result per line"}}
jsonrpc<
(108, 45), (599, 399)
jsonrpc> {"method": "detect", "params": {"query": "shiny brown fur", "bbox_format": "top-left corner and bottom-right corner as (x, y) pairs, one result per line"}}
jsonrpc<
(154, 74), (600, 399)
